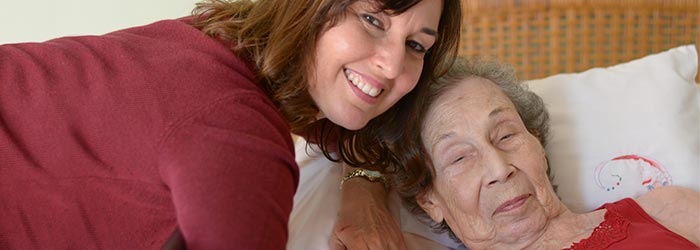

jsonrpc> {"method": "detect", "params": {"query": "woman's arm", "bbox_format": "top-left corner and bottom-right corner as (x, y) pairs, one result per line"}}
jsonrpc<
(159, 97), (298, 249)
(330, 163), (406, 250)
(636, 186), (700, 246)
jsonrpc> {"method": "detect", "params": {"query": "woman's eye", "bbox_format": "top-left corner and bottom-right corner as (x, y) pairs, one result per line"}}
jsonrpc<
(500, 134), (514, 142)
(406, 40), (427, 53)
(362, 14), (384, 30)
(451, 156), (464, 165)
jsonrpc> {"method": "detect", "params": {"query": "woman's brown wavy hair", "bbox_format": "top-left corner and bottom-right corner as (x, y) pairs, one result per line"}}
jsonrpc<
(192, 0), (461, 164)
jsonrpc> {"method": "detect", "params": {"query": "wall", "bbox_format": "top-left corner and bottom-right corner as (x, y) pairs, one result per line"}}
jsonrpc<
(0, 0), (200, 44)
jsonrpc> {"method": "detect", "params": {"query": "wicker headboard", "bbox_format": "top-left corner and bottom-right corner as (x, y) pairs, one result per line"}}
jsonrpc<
(459, 0), (700, 81)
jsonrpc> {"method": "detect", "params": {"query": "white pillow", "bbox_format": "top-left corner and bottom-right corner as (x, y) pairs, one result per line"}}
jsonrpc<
(525, 45), (700, 212)
(695, 82), (700, 106)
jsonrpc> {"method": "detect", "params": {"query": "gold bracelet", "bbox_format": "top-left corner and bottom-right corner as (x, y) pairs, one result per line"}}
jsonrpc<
(340, 168), (388, 190)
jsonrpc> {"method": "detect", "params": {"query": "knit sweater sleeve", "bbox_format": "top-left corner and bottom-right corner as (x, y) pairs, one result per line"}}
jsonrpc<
(0, 18), (298, 249)
(158, 93), (298, 249)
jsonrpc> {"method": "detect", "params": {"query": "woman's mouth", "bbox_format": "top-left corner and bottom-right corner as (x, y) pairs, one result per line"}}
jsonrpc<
(344, 68), (383, 97)
(493, 194), (530, 215)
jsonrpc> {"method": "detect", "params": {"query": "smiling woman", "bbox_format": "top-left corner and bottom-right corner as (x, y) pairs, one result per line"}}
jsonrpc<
(309, 0), (443, 130)
(0, 0), (461, 249)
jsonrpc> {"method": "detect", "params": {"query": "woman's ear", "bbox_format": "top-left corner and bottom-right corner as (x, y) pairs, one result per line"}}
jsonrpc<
(416, 188), (444, 223)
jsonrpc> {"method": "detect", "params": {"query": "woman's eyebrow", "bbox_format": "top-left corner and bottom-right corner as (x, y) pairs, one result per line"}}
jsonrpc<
(489, 106), (514, 118)
(431, 131), (455, 152)
(421, 27), (438, 37)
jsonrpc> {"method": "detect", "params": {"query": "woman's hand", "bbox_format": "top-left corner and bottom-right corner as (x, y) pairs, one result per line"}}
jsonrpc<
(330, 164), (406, 250)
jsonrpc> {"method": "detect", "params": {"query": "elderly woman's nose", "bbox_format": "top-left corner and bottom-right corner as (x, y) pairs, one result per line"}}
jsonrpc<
(484, 150), (515, 186)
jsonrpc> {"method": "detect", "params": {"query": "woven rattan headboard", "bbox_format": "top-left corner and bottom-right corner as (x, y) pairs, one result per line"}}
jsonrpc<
(459, 0), (700, 81)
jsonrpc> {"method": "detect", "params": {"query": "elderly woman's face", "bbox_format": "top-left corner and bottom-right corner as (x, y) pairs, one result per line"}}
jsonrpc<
(418, 77), (560, 248)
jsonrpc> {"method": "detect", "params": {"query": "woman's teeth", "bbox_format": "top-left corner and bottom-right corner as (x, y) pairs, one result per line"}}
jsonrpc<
(345, 69), (381, 97)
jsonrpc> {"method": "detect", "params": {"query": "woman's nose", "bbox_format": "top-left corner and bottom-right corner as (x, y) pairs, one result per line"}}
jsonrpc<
(483, 149), (515, 187)
(373, 40), (405, 79)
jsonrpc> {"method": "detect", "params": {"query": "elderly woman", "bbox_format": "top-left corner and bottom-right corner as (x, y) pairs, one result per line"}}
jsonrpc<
(390, 58), (700, 250)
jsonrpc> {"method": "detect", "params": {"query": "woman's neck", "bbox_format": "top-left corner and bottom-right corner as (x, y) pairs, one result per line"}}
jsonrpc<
(530, 205), (606, 250)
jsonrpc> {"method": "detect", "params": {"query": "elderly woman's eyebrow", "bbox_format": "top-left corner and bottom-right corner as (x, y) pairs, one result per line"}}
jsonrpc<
(430, 106), (514, 149)
(489, 106), (512, 118)
(431, 131), (455, 153)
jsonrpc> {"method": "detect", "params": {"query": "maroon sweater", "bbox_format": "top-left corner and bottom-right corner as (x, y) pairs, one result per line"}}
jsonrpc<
(0, 19), (298, 249)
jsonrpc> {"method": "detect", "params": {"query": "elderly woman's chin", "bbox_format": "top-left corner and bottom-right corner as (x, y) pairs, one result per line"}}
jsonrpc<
(454, 188), (560, 249)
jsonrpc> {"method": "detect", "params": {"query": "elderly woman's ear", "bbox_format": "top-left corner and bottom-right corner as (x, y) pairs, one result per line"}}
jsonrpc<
(416, 189), (445, 223)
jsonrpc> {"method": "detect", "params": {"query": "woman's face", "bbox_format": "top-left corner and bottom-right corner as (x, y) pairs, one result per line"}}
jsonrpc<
(418, 77), (561, 249)
(309, 0), (442, 130)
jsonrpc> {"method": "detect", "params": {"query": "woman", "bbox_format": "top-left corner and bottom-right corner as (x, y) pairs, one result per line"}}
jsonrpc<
(390, 58), (700, 249)
(0, 0), (461, 249)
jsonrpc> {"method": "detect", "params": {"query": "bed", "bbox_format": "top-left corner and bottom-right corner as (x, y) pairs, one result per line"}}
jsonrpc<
(288, 1), (699, 249)
(459, 0), (699, 81)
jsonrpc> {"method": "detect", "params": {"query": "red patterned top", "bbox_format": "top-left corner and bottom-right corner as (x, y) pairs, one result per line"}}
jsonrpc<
(566, 198), (698, 250)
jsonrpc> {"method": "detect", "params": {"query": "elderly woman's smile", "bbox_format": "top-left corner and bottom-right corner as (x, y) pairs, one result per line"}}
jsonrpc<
(493, 194), (530, 215)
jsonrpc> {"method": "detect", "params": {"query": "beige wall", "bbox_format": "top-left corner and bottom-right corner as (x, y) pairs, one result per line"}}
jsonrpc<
(0, 0), (200, 44)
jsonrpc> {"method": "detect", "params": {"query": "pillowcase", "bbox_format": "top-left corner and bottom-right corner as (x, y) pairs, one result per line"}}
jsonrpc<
(525, 45), (700, 212)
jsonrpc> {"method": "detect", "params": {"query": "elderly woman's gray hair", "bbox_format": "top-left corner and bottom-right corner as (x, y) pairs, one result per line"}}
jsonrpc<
(390, 57), (550, 242)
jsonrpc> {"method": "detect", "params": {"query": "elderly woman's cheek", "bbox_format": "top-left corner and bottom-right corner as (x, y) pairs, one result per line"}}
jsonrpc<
(439, 194), (496, 244)
(532, 169), (560, 215)
(458, 215), (497, 241)
(450, 178), (497, 236)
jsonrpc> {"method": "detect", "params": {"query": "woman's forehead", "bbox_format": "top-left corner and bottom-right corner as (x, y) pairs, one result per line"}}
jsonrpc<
(429, 78), (510, 118)
(422, 78), (514, 146)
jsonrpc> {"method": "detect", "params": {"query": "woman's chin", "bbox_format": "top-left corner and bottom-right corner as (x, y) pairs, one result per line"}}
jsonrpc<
(330, 116), (368, 131)
(338, 119), (368, 131)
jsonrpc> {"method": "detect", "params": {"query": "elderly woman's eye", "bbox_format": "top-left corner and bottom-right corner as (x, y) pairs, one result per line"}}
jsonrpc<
(451, 156), (464, 164)
(500, 134), (514, 141)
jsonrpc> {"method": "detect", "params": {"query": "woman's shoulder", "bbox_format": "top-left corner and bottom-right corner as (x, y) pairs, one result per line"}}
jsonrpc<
(635, 186), (698, 212)
(634, 186), (700, 246)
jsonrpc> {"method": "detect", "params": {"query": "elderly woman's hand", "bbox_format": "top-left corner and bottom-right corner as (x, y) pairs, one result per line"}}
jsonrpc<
(330, 165), (406, 250)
